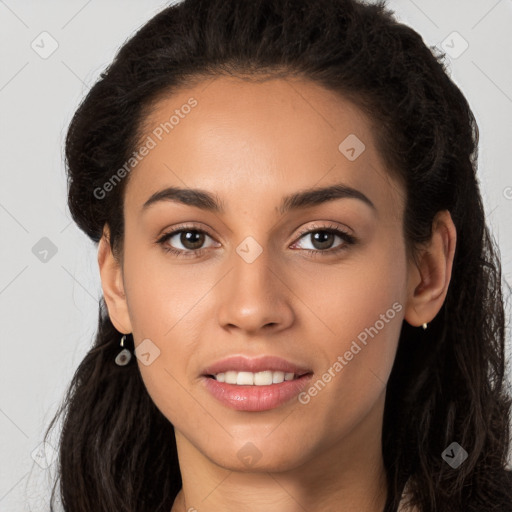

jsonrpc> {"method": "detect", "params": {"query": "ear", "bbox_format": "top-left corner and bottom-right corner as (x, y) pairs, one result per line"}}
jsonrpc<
(97, 225), (133, 334)
(404, 210), (457, 327)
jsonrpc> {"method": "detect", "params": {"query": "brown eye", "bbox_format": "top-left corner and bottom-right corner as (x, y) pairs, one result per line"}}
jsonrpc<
(308, 231), (337, 250)
(156, 226), (219, 258)
(178, 230), (206, 250)
(292, 226), (356, 256)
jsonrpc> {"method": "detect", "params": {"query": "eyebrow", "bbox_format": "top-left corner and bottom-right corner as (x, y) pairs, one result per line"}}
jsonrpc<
(141, 183), (376, 216)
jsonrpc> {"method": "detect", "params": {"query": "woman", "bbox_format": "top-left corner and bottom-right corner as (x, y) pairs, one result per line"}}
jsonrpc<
(44, 0), (512, 510)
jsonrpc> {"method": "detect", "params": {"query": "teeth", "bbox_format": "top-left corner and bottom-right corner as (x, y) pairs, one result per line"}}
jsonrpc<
(212, 370), (298, 385)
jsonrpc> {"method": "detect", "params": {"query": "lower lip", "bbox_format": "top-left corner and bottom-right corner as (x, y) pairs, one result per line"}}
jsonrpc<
(202, 374), (313, 412)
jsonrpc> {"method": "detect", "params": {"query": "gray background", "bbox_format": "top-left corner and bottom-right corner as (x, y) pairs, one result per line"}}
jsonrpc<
(1, 1), (511, 510)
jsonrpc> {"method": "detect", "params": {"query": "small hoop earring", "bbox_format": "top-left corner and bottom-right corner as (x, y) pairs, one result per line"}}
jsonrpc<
(422, 323), (428, 330)
(115, 334), (132, 366)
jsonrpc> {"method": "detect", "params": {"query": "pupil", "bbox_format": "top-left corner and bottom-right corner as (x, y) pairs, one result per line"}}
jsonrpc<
(182, 231), (204, 249)
(313, 231), (333, 250)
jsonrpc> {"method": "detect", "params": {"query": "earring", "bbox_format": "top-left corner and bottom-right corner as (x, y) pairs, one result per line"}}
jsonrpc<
(115, 334), (132, 366)
(422, 323), (428, 330)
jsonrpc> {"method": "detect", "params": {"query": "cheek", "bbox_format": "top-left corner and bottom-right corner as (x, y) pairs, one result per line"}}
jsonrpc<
(291, 246), (406, 439)
(122, 237), (208, 338)
(300, 238), (407, 393)
(121, 246), (208, 430)
(299, 241), (406, 340)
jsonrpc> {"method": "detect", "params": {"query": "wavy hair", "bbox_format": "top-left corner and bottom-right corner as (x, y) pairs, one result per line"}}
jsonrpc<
(44, 0), (512, 510)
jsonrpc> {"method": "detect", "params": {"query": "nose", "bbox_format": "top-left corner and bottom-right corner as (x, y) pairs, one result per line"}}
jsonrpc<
(216, 244), (295, 335)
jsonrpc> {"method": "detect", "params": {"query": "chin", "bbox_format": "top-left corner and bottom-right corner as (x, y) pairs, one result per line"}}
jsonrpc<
(204, 440), (313, 474)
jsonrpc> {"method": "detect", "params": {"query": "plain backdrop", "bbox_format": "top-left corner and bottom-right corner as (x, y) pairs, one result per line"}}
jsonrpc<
(1, 1), (511, 510)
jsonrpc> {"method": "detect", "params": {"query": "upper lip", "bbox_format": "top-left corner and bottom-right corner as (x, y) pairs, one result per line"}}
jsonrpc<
(202, 355), (313, 376)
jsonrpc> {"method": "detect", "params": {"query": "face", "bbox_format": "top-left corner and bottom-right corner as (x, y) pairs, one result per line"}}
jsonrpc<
(108, 76), (411, 473)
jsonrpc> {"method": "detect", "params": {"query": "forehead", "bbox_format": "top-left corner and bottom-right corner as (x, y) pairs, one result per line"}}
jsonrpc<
(125, 76), (405, 220)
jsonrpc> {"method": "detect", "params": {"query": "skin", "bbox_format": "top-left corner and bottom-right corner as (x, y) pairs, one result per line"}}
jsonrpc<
(98, 76), (456, 512)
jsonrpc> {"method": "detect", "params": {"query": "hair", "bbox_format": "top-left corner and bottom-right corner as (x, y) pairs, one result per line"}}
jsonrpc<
(43, 0), (512, 510)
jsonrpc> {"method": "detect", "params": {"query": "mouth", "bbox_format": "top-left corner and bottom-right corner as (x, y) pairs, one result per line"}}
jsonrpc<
(200, 355), (314, 411)
(202, 371), (313, 411)
(205, 370), (311, 385)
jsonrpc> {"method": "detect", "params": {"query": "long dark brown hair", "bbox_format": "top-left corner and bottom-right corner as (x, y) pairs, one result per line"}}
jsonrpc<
(43, 0), (512, 510)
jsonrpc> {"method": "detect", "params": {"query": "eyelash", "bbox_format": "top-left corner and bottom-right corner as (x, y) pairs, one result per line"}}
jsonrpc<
(155, 223), (357, 259)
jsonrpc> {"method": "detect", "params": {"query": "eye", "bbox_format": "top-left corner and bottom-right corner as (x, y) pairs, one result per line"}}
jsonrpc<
(291, 223), (356, 256)
(156, 225), (219, 258)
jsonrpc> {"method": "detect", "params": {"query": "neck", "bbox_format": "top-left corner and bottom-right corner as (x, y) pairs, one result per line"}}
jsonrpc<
(172, 466), (387, 512)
